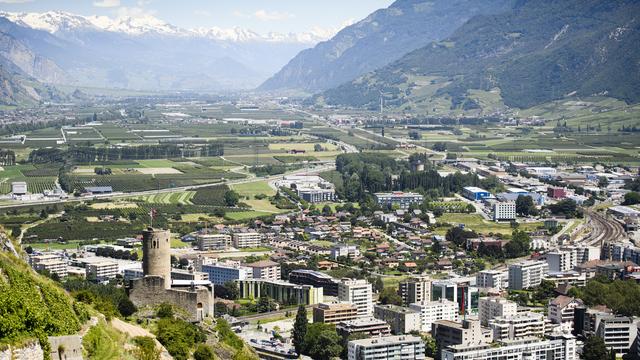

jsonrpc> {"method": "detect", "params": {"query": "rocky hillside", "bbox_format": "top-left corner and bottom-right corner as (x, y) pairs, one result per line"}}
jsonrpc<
(259, 0), (514, 93)
(319, 0), (640, 111)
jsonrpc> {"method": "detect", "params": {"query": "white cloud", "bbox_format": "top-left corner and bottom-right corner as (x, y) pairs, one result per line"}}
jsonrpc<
(234, 9), (295, 22)
(0, 0), (33, 3)
(93, 0), (121, 8)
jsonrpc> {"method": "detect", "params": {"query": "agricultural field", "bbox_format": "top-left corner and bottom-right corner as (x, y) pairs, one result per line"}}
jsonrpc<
(130, 192), (196, 205)
(230, 180), (285, 213)
(0, 164), (58, 194)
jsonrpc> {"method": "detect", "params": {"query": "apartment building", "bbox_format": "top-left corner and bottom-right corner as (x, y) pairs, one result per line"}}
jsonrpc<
(338, 278), (373, 318)
(489, 312), (545, 341)
(86, 260), (118, 282)
(313, 302), (359, 324)
(441, 334), (577, 360)
(478, 297), (518, 326)
(232, 232), (262, 248)
(432, 319), (491, 348)
(246, 260), (280, 281)
(508, 260), (549, 290)
(548, 295), (584, 331)
(336, 317), (391, 338)
(398, 276), (431, 305)
(409, 299), (459, 332)
(476, 270), (508, 290)
(373, 304), (422, 334)
(374, 192), (424, 209)
(196, 234), (232, 251)
(347, 335), (425, 360)
(31, 254), (68, 278)
(546, 250), (577, 272)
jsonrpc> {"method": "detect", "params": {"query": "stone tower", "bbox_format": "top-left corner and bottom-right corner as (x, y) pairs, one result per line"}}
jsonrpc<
(142, 227), (171, 289)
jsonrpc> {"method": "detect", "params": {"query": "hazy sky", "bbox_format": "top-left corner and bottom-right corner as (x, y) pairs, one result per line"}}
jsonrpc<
(0, 0), (396, 34)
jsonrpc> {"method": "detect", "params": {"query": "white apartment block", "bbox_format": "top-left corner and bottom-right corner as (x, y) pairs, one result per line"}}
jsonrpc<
(508, 260), (548, 290)
(489, 312), (545, 341)
(409, 299), (459, 332)
(546, 250), (577, 273)
(86, 261), (118, 282)
(549, 296), (583, 332)
(562, 245), (601, 264)
(442, 334), (577, 360)
(33, 259), (68, 278)
(232, 232), (262, 248)
(348, 335), (425, 360)
(478, 297), (518, 326)
(493, 202), (516, 221)
(476, 270), (508, 290)
(339, 279), (373, 318)
(197, 234), (232, 251)
(331, 244), (361, 260)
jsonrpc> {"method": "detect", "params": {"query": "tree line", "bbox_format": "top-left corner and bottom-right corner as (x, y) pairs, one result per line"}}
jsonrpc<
(28, 143), (223, 164)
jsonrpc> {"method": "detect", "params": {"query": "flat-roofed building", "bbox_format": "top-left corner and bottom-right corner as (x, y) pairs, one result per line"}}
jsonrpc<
(493, 202), (516, 221)
(476, 270), (507, 290)
(398, 276), (431, 305)
(374, 304), (422, 334)
(508, 260), (548, 290)
(549, 295), (583, 331)
(338, 278), (373, 318)
(336, 317), (391, 338)
(232, 232), (262, 248)
(289, 269), (340, 296)
(432, 319), (491, 348)
(441, 334), (577, 360)
(347, 335), (425, 360)
(488, 312), (545, 341)
(197, 234), (232, 251)
(478, 297), (518, 326)
(374, 192), (424, 209)
(409, 299), (459, 332)
(313, 302), (359, 324)
(201, 262), (253, 285)
(33, 259), (68, 278)
(246, 260), (280, 281)
(86, 260), (118, 282)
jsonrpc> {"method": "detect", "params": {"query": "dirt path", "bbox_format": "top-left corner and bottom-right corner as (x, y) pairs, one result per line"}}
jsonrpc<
(110, 318), (172, 360)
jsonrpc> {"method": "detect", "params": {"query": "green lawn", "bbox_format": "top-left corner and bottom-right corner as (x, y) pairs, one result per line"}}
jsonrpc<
(231, 180), (276, 197)
(436, 213), (543, 236)
(225, 211), (273, 221)
(136, 159), (178, 168)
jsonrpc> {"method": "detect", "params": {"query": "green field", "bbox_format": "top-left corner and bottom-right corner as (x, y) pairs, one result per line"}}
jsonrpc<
(436, 213), (544, 236)
(225, 210), (273, 221)
(130, 191), (196, 204)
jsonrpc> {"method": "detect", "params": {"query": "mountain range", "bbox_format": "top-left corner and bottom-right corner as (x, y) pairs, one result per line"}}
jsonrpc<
(0, 10), (336, 104)
(259, 0), (514, 93)
(318, 0), (640, 111)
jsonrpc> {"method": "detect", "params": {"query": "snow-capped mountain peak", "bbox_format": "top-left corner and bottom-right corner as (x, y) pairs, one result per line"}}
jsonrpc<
(0, 10), (99, 33)
(0, 10), (334, 43)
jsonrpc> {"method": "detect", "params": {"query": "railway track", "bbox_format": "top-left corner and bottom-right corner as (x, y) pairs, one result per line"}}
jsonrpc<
(582, 209), (626, 246)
